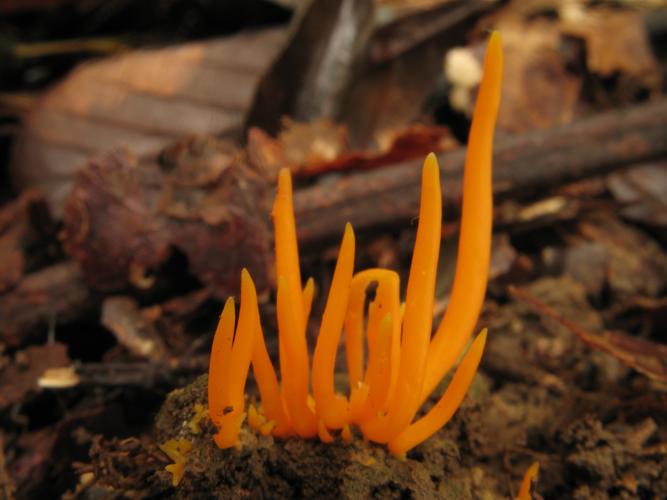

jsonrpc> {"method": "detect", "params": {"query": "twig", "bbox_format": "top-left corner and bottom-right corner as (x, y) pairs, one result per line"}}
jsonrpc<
(294, 99), (667, 243)
(74, 356), (209, 388)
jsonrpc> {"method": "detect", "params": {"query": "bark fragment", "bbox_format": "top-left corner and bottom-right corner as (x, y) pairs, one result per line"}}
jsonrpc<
(61, 136), (273, 299)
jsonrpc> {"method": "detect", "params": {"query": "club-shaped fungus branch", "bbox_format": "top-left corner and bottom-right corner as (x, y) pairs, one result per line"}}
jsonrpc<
(207, 31), (503, 457)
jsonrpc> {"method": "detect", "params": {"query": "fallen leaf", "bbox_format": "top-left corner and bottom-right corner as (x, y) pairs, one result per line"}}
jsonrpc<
(11, 28), (286, 216)
(561, 8), (660, 87)
(494, 16), (581, 131)
(248, 119), (454, 178)
(248, 0), (374, 134)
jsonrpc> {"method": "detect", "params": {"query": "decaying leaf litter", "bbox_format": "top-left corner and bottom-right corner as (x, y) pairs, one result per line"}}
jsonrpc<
(2, 0), (667, 498)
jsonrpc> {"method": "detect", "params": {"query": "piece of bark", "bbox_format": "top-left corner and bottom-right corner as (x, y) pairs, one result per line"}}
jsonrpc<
(61, 136), (272, 299)
(496, 196), (581, 236)
(74, 356), (209, 388)
(0, 261), (92, 346)
(10, 28), (287, 216)
(42, 98), (667, 309)
(248, 0), (374, 133)
(293, 99), (667, 244)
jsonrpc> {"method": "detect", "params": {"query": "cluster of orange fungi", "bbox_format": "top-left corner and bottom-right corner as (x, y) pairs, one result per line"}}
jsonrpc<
(207, 32), (502, 458)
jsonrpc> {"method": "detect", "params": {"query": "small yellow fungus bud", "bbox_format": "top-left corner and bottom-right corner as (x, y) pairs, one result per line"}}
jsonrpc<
(189, 403), (206, 434)
(247, 404), (266, 432)
(317, 419), (334, 444)
(259, 420), (276, 436)
(160, 439), (193, 487)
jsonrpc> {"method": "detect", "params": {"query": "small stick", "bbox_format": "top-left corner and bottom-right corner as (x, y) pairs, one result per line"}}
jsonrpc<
(294, 99), (667, 243)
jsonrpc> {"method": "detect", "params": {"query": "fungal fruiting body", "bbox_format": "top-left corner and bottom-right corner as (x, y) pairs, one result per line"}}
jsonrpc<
(517, 462), (540, 500)
(207, 32), (502, 457)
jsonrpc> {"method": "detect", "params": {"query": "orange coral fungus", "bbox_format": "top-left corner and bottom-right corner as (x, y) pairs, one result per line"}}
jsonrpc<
(517, 461), (539, 500)
(207, 32), (503, 457)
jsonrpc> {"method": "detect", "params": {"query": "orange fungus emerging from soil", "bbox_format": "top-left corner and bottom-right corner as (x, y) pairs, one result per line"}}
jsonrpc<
(207, 32), (503, 457)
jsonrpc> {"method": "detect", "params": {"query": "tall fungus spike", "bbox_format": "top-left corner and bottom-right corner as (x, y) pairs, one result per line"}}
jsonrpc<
(312, 223), (355, 430)
(360, 153), (442, 444)
(422, 30), (503, 400)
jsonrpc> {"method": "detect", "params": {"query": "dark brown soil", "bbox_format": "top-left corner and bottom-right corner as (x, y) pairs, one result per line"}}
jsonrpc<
(76, 274), (667, 499)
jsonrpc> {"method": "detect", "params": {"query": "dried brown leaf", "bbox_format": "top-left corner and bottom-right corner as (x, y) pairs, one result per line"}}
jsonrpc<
(248, 119), (453, 178)
(561, 8), (660, 86)
(10, 29), (286, 216)
(494, 17), (581, 131)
